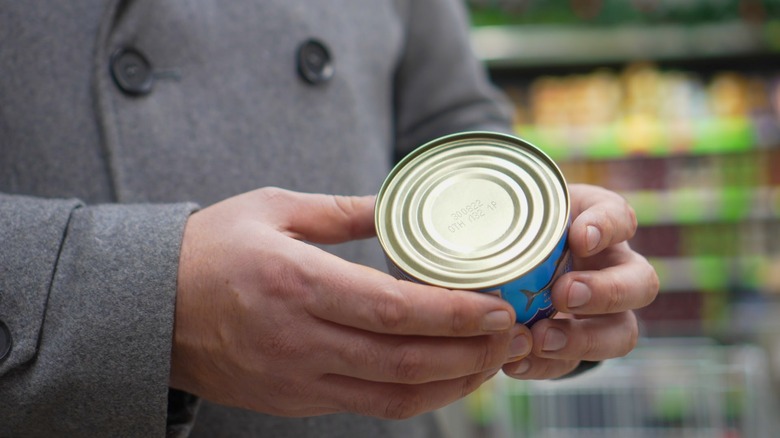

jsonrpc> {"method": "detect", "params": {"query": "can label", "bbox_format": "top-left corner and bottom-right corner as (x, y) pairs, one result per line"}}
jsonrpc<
(481, 231), (571, 326)
(376, 131), (570, 326)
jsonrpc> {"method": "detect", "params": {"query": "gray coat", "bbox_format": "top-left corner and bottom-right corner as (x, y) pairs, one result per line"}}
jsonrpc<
(0, 0), (512, 436)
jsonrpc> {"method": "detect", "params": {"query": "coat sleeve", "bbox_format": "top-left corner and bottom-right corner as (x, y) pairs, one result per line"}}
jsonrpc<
(0, 193), (197, 437)
(392, 0), (515, 158)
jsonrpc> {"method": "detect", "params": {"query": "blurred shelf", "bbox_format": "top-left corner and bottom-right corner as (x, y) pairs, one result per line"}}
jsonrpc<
(624, 186), (780, 226)
(648, 255), (780, 293)
(471, 20), (780, 68)
(517, 114), (780, 161)
(481, 342), (778, 438)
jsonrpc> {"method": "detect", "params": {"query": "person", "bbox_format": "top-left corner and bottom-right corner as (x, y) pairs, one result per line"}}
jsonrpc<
(0, 0), (659, 437)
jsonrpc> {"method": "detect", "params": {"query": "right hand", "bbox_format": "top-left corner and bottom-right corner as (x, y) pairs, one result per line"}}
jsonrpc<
(170, 187), (531, 419)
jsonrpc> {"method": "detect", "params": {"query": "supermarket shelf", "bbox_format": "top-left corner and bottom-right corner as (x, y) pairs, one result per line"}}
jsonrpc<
(623, 186), (780, 226)
(517, 115), (780, 161)
(471, 20), (777, 68)
(648, 255), (780, 293)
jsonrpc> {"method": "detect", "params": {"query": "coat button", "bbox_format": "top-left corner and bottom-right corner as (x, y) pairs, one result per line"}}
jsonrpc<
(297, 39), (334, 85)
(0, 320), (11, 361)
(110, 48), (154, 95)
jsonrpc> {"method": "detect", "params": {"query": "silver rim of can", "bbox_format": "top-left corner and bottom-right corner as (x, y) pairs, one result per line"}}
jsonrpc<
(375, 131), (570, 290)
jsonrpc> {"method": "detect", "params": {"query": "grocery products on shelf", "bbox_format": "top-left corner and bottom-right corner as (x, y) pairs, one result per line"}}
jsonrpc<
(509, 63), (780, 160)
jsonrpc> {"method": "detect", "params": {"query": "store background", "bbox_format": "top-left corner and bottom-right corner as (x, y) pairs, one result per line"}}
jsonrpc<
(442, 1), (780, 436)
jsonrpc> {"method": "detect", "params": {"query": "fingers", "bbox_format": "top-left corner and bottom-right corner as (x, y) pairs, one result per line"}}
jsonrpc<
(502, 311), (638, 380)
(315, 323), (532, 384)
(316, 368), (500, 420)
(568, 184), (638, 257)
(249, 187), (377, 243)
(293, 243), (517, 337)
(552, 244), (659, 315)
(530, 312), (638, 362)
(502, 356), (580, 380)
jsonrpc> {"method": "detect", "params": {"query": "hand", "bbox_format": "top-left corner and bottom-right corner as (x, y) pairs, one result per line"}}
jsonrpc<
(170, 187), (533, 419)
(502, 184), (659, 379)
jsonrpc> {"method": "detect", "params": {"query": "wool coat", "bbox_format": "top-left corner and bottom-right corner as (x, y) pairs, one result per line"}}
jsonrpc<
(0, 0), (512, 436)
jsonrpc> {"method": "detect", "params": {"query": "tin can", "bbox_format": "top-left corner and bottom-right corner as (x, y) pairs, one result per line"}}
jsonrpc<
(375, 131), (571, 326)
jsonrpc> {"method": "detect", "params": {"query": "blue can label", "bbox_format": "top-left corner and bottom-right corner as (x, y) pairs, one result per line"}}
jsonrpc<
(480, 229), (571, 326)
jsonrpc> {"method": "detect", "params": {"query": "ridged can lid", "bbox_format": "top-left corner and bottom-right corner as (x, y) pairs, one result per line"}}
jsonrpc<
(375, 131), (570, 290)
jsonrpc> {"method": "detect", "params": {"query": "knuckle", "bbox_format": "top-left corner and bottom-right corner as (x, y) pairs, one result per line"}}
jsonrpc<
(351, 340), (383, 370)
(581, 330), (601, 360)
(333, 194), (379, 240)
(528, 359), (576, 380)
(604, 277), (625, 313)
(344, 392), (376, 417)
(383, 391), (424, 420)
(331, 195), (356, 220)
(626, 254), (660, 308)
(331, 195), (359, 237)
(474, 335), (505, 372)
(448, 302), (471, 334)
(474, 341), (493, 372)
(375, 285), (411, 330)
(264, 255), (308, 299)
(257, 186), (289, 202)
(556, 360), (582, 379)
(522, 358), (579, 380)
(528, 360), (555, 380)
(624, 200), (638, 236)
(646, 265), (661, 302)
(623, 313), (640, 356)
(606, 213), (622, 241)
(392, 347), (427, 382)
(460, 372), (490, 398)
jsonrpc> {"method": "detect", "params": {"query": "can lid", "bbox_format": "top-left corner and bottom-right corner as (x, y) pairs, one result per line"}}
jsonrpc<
(375, 131), (570, 290)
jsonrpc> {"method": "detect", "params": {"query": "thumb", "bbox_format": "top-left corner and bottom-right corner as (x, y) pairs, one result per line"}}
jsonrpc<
(259, 188), (377, 244)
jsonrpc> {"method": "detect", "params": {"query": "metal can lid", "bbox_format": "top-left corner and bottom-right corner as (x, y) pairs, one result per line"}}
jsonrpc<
(375, 131), (570, 290)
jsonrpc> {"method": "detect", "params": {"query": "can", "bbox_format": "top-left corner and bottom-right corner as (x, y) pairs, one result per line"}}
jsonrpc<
(375, 131), (571, 326)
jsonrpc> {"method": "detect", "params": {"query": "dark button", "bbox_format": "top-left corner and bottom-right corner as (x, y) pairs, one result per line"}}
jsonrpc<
(110, 47), (154, 95)
(0, 320), (11, 362)
(297, 39), (334, 85)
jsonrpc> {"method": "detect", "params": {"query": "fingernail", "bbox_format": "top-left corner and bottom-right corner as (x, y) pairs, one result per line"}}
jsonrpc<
(542, 328), (567, 352)
(509, 333), (531, 359)
(586, 225), (601, 252)
(482, 310), (512, 332)
(507, 359), (531, 376)
(567, 281), (591, 309)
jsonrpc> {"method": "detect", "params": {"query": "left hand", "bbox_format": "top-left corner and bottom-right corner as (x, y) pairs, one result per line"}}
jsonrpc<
(502, 184), (659, 379)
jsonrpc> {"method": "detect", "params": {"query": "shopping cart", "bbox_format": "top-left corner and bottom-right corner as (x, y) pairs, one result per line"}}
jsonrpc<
(463, 339), (779, 438)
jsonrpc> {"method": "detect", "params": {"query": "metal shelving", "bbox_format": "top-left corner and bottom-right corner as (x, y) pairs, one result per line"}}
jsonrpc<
(478, 341), (779, 438)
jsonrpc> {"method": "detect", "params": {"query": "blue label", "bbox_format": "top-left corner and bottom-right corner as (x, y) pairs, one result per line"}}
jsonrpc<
(481, 230), (571, 326)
